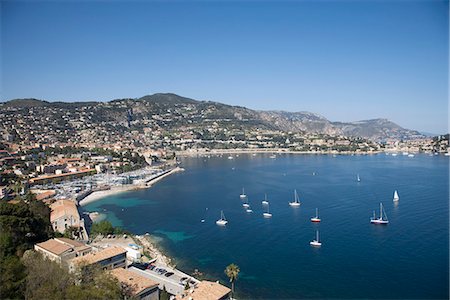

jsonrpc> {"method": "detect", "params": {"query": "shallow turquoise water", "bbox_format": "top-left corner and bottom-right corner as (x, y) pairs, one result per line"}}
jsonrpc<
(84, 153), (449, 299)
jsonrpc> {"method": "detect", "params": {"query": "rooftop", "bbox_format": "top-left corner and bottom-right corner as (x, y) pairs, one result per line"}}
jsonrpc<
(175, 280), (230, 300)
(50, 199), (80, 223)
(71, 246), (126, 265)
(35, 239), (72, 256)
(110, 268), (158, 295)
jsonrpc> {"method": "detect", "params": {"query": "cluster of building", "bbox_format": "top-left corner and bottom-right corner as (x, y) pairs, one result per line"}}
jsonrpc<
(33, 236), (230, 300)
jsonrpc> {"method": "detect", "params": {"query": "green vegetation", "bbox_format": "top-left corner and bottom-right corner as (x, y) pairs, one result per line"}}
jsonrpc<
(0, 200), (54, 298)
(0, 201), (133, 299)
(22, 251), (125, 300)
(90, 220), (127, 237)
(225, 263), (240, 298)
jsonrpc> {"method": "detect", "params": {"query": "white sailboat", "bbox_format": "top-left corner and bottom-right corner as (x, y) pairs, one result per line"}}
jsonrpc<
(216, 210), (228, 226)
(240, 188), (247, 199)
(246, 204), (253, 213)
(239, 188), (247, 199)
(310, 230), (322, 246)
(289, 189), (301, 207)
(263, 203), (272, 218)
(393, 190), (399, 202)
(357, 174), (361, 182)
(311, 208), (321, 222)
(370, 203), (389, 224)
(261, 194), (269, 205)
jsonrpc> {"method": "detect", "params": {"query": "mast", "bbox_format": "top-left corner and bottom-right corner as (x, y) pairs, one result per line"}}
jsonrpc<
(316, 208), (319, 218)
(380, 203), (383, 219)
(316, 230), (319, 242)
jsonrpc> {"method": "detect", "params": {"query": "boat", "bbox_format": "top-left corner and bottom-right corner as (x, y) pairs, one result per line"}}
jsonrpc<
(370, 203), (389, 224)
(289, 189), (301, 207)
(263, 203), (272, 218)
(243, 197), (250, 208)
(216, 211), (228, 226)
(227, 155), (234, 160)
(393, 190), (399, 202)
(357, 174), (361, 182)
(402, 152), (409, 156)
(261, 194), (269, 205)
(310, 230), (322, 246)
(391, 153), (398, 157)
(408, 154), (415, 157)
(269, 154), (276, 159)
(240, 188), (246, 199)
(311, 208), (321, 222)
(246, 206), (253, 213)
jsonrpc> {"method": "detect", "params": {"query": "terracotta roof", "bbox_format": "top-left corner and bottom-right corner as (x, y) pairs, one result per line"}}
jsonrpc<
(50, 200), (80, 223)
(32, 190), (56, 201)
(175, 281), (230, 300)
(54, 238), (91, 252)
(35, 239), (72, 256)
(71, 246), (126, 265)
(110, 268), (158, 295)
(29, 169), (96, 183)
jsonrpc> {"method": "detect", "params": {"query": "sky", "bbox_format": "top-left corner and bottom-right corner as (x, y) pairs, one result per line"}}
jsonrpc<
(1, 0), (448, 134)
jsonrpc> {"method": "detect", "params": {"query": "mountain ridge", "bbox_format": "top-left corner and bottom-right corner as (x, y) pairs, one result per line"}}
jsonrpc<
(2, 93), (424, 141)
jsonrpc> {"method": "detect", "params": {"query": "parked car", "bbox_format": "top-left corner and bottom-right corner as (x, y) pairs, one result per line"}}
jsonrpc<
(164, 272), (174, 277)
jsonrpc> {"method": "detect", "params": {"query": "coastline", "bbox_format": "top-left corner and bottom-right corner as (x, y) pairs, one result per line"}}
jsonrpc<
(79, 167), (184, 207)
(176, 148), (383, 157)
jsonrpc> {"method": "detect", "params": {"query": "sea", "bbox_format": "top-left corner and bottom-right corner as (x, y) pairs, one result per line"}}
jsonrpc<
(83, 153), (449, 299)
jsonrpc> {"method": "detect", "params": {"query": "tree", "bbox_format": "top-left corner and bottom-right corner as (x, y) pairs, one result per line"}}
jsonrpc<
(90, 220), (115, 237)
(225, 263), (240, 299)
(160, 285), (170, 300)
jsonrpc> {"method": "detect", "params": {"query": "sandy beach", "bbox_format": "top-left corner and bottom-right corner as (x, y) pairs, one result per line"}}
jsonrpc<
(79, 167), (183, 207)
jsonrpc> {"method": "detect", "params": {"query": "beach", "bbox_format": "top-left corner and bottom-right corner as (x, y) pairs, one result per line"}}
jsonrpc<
(78, 167), (183, 207)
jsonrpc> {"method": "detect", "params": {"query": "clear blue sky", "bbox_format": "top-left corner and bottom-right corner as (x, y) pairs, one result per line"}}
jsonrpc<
(1, 0), (448, 133)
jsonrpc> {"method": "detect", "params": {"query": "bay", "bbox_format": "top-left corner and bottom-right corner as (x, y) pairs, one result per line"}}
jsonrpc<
(83, 153), (449, 299)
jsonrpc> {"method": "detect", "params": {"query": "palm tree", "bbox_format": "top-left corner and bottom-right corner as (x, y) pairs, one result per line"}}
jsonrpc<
(225, 263), (240, 299)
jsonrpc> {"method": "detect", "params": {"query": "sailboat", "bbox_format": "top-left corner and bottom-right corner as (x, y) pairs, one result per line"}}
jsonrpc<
(393, 190), (399, 202)
(261, 194), (269, 205)
(370, 203), (389, 224)
(263, 203), (272, 218)
(289, 189), (301, 207)
(216, 211), (228, 226)
(310, 230), (322, 246)
(242, 197), (250, 208)
(240, 188), (247, 199)
(357, 174), (361, 182)
(310, 208), (321, 222)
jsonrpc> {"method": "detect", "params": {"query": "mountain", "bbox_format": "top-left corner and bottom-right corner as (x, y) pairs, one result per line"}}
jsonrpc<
(1, 93), (424, 142)
(332, 119), (424, 141)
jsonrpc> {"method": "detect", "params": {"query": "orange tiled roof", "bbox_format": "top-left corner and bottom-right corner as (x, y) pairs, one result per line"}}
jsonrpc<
(110, 268), (158, 295)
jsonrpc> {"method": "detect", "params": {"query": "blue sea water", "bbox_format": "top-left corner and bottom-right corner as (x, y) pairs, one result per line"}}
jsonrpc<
(83, 154), (449, 299)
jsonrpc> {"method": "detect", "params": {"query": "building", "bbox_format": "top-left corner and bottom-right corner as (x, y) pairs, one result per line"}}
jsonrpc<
(34, 238), (92, 265)
(29, 168), (96, 185)
(175, 281), (231, 300)
(70, 246), (127, 272)
(50, 199), (88, 240)
(110, 268), (159, 300)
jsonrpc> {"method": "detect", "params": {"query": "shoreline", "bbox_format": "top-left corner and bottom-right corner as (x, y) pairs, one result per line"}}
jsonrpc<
(176, 148), (383, 156)
(79, 167), (183, 207)
(134, 234), (173, 267)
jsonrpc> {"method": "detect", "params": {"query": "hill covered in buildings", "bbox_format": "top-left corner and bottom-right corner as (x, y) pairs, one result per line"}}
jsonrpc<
(1, 93), (425, 151)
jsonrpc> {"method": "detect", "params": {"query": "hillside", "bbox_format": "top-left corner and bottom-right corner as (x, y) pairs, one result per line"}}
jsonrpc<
(1, 93), (424, 142)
